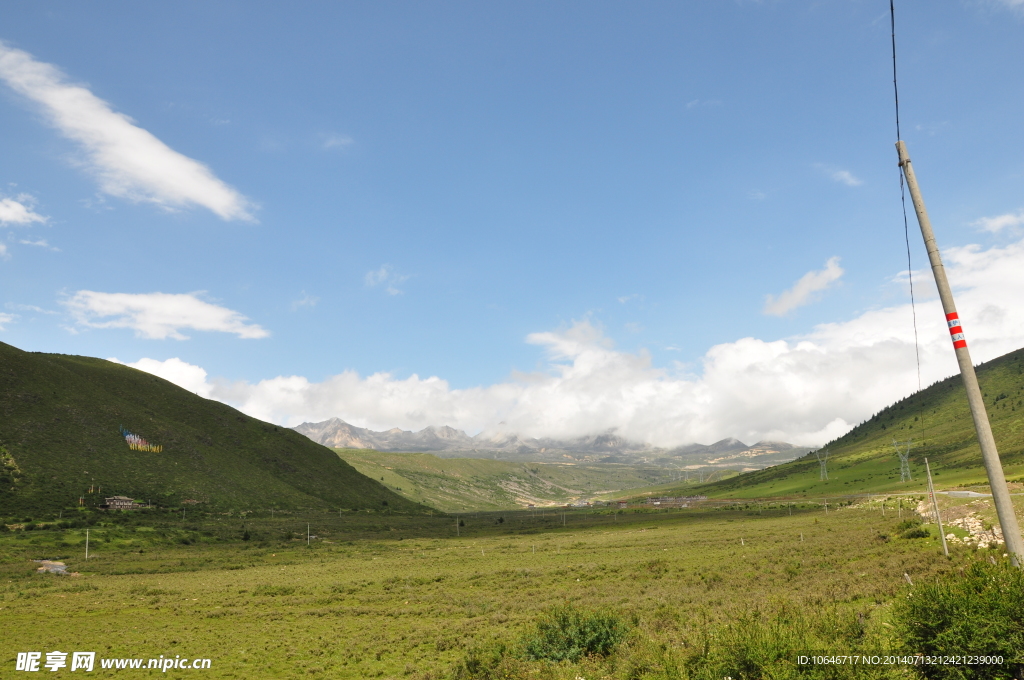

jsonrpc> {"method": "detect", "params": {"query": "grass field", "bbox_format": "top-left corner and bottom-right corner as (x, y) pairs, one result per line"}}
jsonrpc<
(334, 448), (688, 511)
(1, 495), (1006, 679)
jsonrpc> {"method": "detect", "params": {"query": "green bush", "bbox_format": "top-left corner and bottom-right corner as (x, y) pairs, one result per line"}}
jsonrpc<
(891, 561), (1024, 679)
(520, 603), (628, 662)
(900, 527), (931, 539)
(681, 604), (874, 680)
(896, 518), (922, 533)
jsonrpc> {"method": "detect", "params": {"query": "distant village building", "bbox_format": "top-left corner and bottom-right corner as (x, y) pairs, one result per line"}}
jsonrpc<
(645, 496), (706, 508)
(103, 496), (137, 510)
(618, 501), (628, 509)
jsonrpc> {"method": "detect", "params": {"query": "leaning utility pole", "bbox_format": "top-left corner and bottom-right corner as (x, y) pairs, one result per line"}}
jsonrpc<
(924, 458), (948, 558)
(896, 140), (1024, 566)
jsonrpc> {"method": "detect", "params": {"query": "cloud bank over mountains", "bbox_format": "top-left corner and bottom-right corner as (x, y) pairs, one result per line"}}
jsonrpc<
(110, 234), (1024, 447)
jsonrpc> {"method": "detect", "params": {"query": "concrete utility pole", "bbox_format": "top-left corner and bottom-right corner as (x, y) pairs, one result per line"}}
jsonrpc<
(924, 458), (948, 557)
(897, 140), (1024, 566)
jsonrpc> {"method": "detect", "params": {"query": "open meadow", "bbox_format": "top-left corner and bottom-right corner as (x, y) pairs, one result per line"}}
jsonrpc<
(3, 498), (1009, 679)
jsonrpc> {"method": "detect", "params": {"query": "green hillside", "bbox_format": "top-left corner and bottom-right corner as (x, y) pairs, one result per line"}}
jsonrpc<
(0, 342), (426, 515)
(683, 346), (1024, 499)
(334, 448), (676, 511)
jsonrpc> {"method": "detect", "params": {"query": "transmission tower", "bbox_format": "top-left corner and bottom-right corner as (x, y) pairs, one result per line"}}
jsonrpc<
(814, 449), (830, 481)
(892, 439), (913, 482)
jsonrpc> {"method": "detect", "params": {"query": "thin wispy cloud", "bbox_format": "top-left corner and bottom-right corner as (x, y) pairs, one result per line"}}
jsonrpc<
(763, 256), (844, 316)
(322, 133), (353, 150)
(291, 291), (319, 310)
(0, 41), (255, 221)
(0, 195), (47, 225)
(0, 243), (7, 260)
(0, 312), (15, 330)
(814, 163), (862, 187)
(685, 99), (722, 110)
(365, 264), (408, 295)
(973, 210), (1024, 233)
(992, 0), (1024, 12)
(19, 238), (59, 251)
(617, 294), (642, 304)
(6, 302), (58, 315)
(63, 291), (269, 340)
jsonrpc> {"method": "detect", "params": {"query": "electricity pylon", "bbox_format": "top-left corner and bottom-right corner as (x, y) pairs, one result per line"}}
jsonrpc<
(814, 449), (830, 481)
(892, 439), (913, 482)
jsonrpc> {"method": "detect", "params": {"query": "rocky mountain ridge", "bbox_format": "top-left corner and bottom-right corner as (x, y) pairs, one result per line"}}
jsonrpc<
(292, 417), (812, 469)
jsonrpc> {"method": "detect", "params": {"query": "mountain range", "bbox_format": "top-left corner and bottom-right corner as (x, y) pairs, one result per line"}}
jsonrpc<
(292, 417), (811, 469)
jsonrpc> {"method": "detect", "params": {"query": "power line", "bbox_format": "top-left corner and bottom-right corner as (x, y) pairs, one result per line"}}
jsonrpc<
(891, 0), (921, 391)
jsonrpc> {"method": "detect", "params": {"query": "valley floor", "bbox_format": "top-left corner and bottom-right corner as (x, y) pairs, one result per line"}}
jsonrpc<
(2, 501), (1000, 679)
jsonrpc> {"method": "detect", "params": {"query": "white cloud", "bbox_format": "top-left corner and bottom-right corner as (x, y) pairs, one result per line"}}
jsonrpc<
(122, 235), (1024, 449)
(617, 294), (642, 304)
(109, 356), (213, 398)
(63, 291), (269, 340)
(0, 312), (15, 329)
(763, 257), (844, 316)
(0, 195), (47, 225)
(815, 163), (862, 187)
(972, 210), (1024, 233)
(0, 41), (255, 221)
(0, 243), (7, 259)
(365, 264), (408, 295)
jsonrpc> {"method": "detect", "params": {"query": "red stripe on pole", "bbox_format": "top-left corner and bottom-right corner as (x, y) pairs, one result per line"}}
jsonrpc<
(946, 313), (967, 348)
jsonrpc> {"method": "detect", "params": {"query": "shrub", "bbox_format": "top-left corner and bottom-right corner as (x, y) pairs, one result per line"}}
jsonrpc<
(520, 603), (628, 662)
(896, 518), (923, 532)
(900, 527), (931, 539)
(683, 604), (872, 680)
(449, 642), (525, 680)
(891, 561), (1024, 679)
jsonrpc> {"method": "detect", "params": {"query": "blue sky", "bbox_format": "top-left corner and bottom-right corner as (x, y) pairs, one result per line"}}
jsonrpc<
(3, 1), (1024, 446)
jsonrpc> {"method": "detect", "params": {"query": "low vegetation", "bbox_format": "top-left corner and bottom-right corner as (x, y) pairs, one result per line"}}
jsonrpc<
(3, 498), (1017, 679)
(893, 561), (1024, 679)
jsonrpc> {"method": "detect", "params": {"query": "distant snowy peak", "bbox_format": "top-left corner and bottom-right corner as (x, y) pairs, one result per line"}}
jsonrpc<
(292, 418), (811, 469)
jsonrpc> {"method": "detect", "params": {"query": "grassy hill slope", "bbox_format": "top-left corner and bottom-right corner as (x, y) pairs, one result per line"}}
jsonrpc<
(682, 346), (1024, 499)
(334, 448), (678, 511)
(0, 342), (426, 514)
